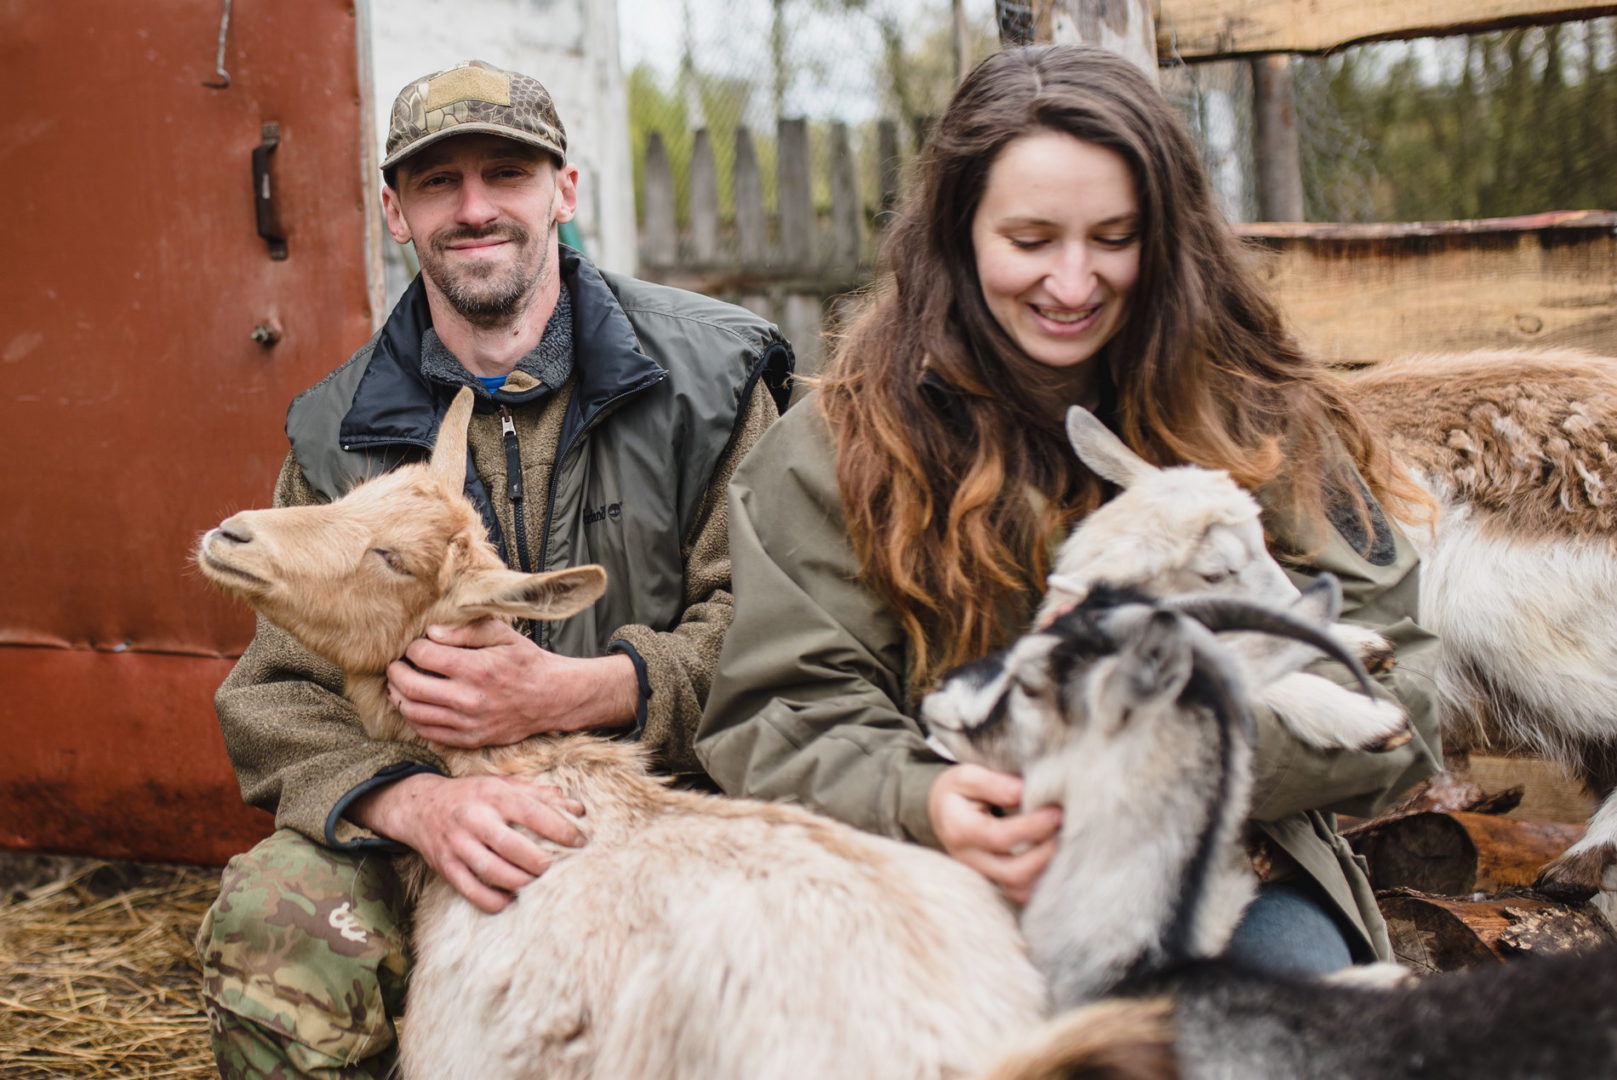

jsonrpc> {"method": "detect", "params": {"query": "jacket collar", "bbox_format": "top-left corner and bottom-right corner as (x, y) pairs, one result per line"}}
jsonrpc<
(339, 246), (664, 450)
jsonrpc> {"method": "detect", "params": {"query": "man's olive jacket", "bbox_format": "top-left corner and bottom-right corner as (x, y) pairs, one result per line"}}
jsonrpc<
(217, 248), (791, 851)
(698, 397), (1441, 963)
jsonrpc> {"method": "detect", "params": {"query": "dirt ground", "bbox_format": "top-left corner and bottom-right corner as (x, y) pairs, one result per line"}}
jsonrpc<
(0, 854), (218, 1080)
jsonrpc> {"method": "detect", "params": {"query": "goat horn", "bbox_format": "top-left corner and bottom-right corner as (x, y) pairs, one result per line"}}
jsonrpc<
(1158, 590), (1380, 701)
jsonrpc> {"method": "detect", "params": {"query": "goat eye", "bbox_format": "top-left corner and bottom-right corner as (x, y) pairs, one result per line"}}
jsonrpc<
(372, 548), (409, 575)
(1200, 570), (1231, 585)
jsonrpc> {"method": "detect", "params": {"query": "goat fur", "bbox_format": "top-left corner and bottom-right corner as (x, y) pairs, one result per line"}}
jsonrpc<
(1031, 405), (1410, 758)
(924, 579), (1370, 1009)
(198, 387), (1044, 1080)
(1343, 348), (1617, 898)
(981, 944), (1617, 1080)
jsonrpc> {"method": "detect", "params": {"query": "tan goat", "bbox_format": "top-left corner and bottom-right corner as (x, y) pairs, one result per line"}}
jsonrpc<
(1343, 347), (1617, 898)
(197, 387), (1044, 1080)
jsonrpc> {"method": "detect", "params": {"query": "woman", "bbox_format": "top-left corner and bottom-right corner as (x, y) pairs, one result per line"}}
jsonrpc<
(696, 44), (1440, 973)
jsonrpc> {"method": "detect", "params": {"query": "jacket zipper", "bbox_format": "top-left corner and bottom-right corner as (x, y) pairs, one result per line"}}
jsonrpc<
(498, 405), (532, 574)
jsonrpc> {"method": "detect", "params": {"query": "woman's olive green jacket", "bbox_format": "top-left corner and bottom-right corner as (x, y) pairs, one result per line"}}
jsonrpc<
(696, 395), (1441, 962)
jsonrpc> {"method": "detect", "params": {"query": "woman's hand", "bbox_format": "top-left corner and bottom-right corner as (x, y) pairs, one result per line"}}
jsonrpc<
(928, 763), (1062, 904)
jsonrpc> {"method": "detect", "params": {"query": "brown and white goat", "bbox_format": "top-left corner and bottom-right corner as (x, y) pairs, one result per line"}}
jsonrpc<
(197, 387), (1044, 1080)
(1343, 347), (1617, 898)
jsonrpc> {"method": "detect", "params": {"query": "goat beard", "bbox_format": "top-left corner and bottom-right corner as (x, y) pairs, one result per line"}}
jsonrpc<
(420, 220), (551, 329)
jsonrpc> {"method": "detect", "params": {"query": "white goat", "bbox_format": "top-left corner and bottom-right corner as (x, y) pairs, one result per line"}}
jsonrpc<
(1343, 347), (1617, 899)
(1032, 405), (1410, 757)
(927, 584), (1617, 1080)
(197, 387), (1044, 1080)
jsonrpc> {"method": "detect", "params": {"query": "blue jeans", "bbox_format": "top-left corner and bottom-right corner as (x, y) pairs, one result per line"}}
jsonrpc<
(1222, 880), (1355, 977)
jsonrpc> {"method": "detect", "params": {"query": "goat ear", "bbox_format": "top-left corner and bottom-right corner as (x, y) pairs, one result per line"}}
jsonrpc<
(1066, 406), (1159, 489)
(429, 386), (477, 489)
(1117, 610), (1192, 706)
(450, 564), (609, 622)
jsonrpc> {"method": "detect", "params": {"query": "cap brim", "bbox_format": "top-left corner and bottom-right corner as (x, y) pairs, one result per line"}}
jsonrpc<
(380, 122), (565, 171)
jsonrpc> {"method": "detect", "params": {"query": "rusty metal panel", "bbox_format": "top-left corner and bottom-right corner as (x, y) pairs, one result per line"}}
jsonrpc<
(2, 0), (377, 863)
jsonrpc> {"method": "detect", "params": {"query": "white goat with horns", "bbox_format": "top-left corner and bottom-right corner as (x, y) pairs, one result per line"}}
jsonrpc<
(197, 387), (1045, 1080)
(928, 584), (1617, 1080)
(925, 576), (1388, 1007)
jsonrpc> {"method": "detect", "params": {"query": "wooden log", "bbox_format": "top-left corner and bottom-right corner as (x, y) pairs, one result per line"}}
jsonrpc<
(828, 122), (862, 268)
(776, 118), (812, 266)
(1379, 888), (1617, 975)
(640, 132), (677, 268)
(1158, 0), (1617, 62)
(1238, 211), (1617, 362)
(734, 127), (766, 264)
(688, 129), (718, 263)
(1350, 810), (1585, 895)
(1249, 53), (1304, 222)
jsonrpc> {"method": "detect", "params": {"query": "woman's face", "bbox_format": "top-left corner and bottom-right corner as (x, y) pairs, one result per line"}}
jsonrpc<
(970, 130), (1141, 378)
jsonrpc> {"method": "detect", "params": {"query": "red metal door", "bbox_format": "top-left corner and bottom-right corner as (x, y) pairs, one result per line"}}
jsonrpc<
(1, 0), (378, 864)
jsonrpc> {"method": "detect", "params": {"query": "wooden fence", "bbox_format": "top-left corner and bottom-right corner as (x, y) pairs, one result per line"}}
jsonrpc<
(637, 117), (904, 374)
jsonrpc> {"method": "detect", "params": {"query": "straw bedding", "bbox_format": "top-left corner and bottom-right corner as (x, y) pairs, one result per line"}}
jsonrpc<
(0, 855), (218, 1080)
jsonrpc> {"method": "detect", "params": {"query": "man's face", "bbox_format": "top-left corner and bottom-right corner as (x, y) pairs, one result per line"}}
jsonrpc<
(383, 133), (578, 328)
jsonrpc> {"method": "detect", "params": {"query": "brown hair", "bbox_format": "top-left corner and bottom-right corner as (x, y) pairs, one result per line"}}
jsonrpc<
(817, 44), (1428, 690)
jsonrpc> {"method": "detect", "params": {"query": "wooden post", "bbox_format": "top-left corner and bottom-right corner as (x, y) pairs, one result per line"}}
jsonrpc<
(688, 129), (719, 262)
(640, 132), (677, 268)
(734, 126), (766, 264)
(877, 118), (902, 219)
(777, 117), (813, 266)
(1250, 54), (1306, 221)
(1041, 0), (1159, 85)
(783, 293), (824, 379)
(828, 122), (862, 268)
(953, 0), (972, 82)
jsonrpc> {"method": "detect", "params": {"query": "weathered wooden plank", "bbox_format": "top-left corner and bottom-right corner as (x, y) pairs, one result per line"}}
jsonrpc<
(828, 122), (862, 268)
(777, 118), (813, 265)
(640, 132), (677, 268)
(1159, 0), (1617, 61)
(1236, 211), (1617, 364)
(734, 126), (766, 263)
(688, 129), (719, 263)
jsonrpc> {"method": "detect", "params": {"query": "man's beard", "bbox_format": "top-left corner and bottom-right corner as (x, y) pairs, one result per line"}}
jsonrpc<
(421, 221), (551, 329)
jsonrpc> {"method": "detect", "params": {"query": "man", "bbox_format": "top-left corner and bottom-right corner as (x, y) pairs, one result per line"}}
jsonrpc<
(196, 60), (792, 1079)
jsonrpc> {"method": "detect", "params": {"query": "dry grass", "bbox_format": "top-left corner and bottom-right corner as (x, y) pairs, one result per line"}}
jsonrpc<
(0, 857), (218, 1080)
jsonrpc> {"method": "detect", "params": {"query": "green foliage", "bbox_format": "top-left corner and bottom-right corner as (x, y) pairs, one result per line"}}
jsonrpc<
(1300, 19), (1617, 222)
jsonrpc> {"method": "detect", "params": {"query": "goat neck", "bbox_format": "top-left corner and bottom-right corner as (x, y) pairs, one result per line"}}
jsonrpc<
(1017, 603), (1260, 1010)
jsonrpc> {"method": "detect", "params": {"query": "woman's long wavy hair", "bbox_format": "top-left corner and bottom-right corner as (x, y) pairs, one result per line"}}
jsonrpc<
(817, 44), (1429, 691)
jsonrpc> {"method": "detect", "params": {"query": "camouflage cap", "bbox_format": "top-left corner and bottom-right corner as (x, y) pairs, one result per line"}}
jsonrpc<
(382, 59), (566, 173)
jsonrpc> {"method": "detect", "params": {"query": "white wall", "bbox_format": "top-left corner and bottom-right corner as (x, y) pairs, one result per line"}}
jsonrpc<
(366, 0), (637, 305)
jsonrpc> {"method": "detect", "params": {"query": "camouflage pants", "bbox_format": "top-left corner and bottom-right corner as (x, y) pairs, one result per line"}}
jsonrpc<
(196, 829), (412, 1080)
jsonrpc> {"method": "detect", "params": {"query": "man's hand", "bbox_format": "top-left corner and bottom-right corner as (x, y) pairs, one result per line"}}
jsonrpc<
(387, 619), (639, 747)
(928, 763), (1062, 905)
(349, 772), (586, 913)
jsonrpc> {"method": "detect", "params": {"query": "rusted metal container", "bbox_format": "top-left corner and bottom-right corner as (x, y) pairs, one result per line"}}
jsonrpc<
(2, 0), (379, 865)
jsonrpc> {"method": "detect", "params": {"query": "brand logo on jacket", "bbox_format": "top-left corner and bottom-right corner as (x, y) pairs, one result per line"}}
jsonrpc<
(584, 502), (622, 525)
